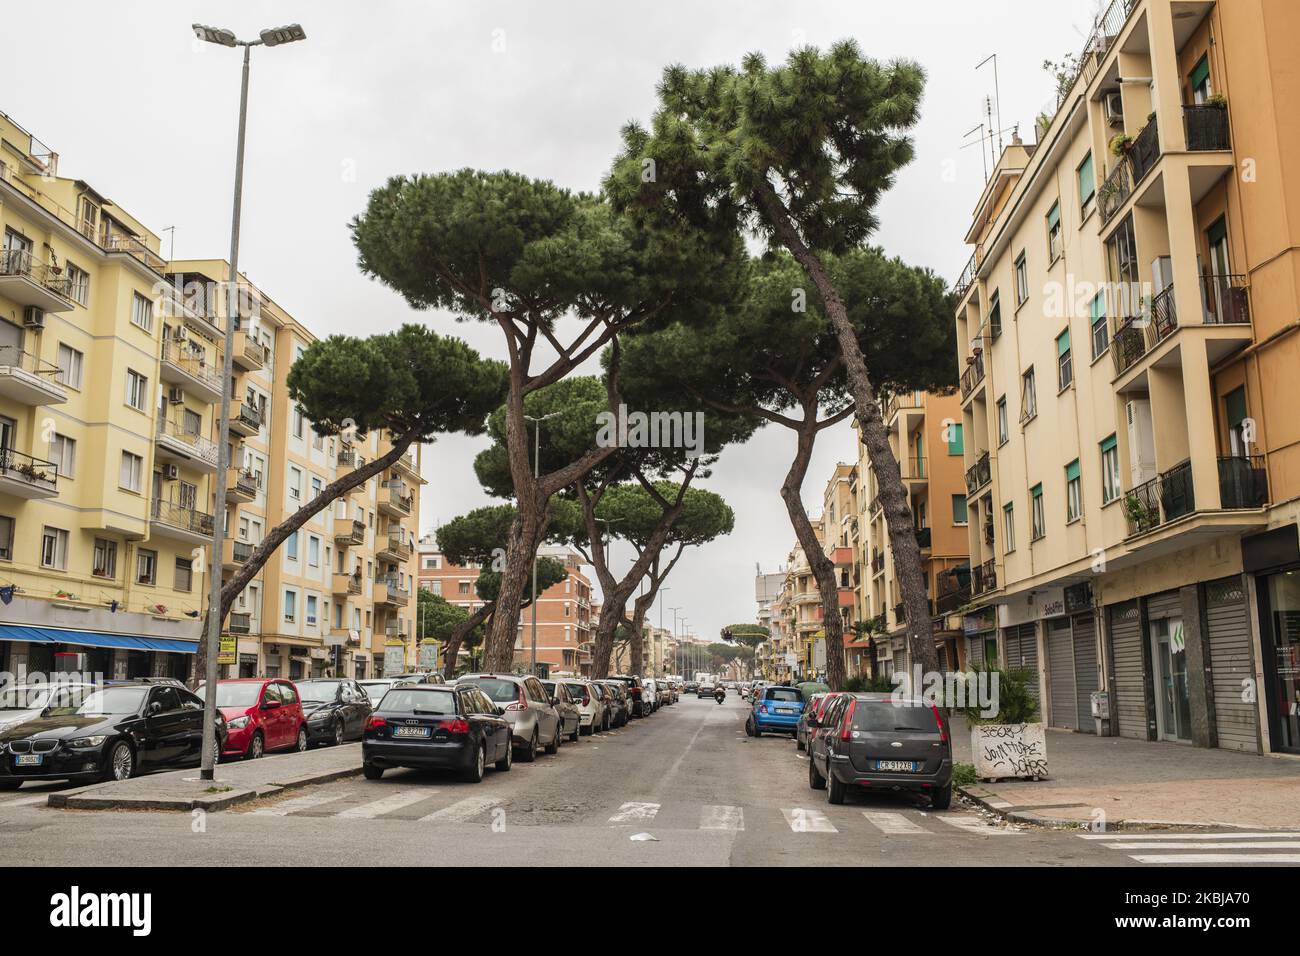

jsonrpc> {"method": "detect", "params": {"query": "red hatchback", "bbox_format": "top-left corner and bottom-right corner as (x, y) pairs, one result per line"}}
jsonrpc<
(197, 679), (309, 760)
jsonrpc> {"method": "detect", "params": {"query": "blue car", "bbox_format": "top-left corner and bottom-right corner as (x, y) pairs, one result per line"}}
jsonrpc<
(746, 685), (805, 738)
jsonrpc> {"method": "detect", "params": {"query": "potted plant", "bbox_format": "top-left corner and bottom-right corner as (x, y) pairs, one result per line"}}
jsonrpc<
(1123, 493), (1159, 532)
(959, 666), (1047, 782)
(1109, 132), (1133, 157)
(1205, 93), (1228, 110)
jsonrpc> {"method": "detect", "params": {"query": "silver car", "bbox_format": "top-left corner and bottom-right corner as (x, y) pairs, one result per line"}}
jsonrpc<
(456, 673), (562, 762)
(0, 682), (97, 732)
(558, 679), (607, 734)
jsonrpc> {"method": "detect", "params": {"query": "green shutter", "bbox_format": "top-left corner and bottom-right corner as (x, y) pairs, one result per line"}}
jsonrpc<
(1191, 56), (1210, 92)
(1031, 483), (1043, 499)
(1057, 329), (1071, 356)
(1047, 202), (1061, 229)
(1207, 216), (1228, 246)
(952, 495), (968, 524)
(1100, 433), (1118, 454)
(1078, 152), (1095, 202)
(948, 423), (963, 456)
(1066, 459), (1081, 482)
(1225, 387), (1248, 428)
(1091, 291), (1106, 322)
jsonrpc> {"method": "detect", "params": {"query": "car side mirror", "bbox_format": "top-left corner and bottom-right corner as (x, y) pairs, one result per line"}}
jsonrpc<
(148, 701), (162, 715)
(806, 717), (820, 728)
(549, 697), (558, 707)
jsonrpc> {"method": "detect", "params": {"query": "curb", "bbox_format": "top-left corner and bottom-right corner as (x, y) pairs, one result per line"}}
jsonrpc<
(956, 784), (1265, 832)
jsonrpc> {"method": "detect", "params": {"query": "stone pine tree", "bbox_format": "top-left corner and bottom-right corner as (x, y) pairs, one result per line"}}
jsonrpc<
(609, 41), (949, 677)
(351, 171), (744, 672)
(192, 325), (507, 687)
(619, 251), (953, 689)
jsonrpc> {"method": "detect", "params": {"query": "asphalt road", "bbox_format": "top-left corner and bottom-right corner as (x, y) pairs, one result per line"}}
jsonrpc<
(0, 696), (1207, 866)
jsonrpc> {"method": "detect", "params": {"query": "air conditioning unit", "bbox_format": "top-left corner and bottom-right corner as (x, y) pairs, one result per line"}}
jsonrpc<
(167, 387), (185, 405)
(22, 306), (45, 328)
(1125, 399), (1157, 486)
(161, 464), (180, 480)
(1103, 91), (1125, 127)
(171, 327), (188, 342)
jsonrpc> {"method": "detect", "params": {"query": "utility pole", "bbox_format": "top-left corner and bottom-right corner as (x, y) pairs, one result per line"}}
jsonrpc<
(524, 412), (560, 676)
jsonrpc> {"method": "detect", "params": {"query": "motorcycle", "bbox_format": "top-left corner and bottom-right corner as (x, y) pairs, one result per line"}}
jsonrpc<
(714, 688), (726, 705)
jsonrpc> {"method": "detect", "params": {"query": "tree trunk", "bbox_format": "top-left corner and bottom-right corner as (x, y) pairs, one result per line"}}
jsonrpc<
(589, 595), (627, 680)
(758, 186), (939, 679)
(443, 602), (493, 674)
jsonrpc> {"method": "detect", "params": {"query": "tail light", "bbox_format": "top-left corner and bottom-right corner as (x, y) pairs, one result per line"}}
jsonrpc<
(439, 719), (470, 735)
(839, 698), (857, 741)
(365, 715), (387, 732)
(932, 705), (948, 744)
(582, 693), (590, 706)
(506, 686), (527, 712)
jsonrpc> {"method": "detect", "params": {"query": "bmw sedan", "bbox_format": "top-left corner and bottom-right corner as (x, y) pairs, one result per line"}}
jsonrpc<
(363, 684), (512, 783)
(297, 678), (373, 747)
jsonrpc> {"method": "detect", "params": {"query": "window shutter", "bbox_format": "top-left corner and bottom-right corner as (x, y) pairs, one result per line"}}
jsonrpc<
(1078, 152), (1095, 202)
(1057, 329), (1071, 356)
(1047, 202), (1061, 229)
(1091, 291), (1106, 323)
(948, 423), (964, 456)
(1225, 387), (1248, 428)
(1101, 433), (1118, 454)
(1066, 460), (1081, 482)
(1190, 56), (1210, 91)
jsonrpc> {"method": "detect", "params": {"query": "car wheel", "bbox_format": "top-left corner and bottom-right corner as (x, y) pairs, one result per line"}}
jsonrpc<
(519, 729), (539, 763)
(363, 764), (384, 780)
(808, 754), (826, 790)
(796, 735), (805, 752)
(105, 741), (134, 782)
(461, 743), (486, 784)
(744, 718), (754, 737)
(295, 727), (309, 753)
(931, 785), (953, 810)
(545, 723), (560, 755)
(495, 739), (513, 772)
(246, 731), (265, 760)
(826, 769), (847, 805)
(332, 721), (345, 747)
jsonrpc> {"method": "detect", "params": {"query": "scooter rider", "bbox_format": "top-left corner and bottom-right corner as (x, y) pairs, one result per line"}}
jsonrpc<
(714, 684), (726, 704)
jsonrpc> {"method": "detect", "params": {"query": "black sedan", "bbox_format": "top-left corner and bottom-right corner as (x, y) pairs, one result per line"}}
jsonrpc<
(0, 681), (226, 787)
(362, 684), (512, 783)
(297, 678), (373, 747)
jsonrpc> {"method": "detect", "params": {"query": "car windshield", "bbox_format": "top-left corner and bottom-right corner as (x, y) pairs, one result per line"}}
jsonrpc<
(47, 685), (148, 717)
(298, 681), (342, 703)
(378, 689), (457, 715)
(564, 683), (586, 699)
(852, 701), (940, 733)
(462, 678), (519, 703)
(359, 683), (392, 704)
(766, 688), (802, 702)
(196, 683), (264, 708)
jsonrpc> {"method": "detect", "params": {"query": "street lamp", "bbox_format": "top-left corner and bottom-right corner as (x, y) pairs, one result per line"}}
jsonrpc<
(194, 22), (306, 782)
(524, 412), (560, 675)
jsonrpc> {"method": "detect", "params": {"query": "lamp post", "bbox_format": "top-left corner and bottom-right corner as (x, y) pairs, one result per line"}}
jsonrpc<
(524, 412), (560, 676)
(193, 22), (306, 782)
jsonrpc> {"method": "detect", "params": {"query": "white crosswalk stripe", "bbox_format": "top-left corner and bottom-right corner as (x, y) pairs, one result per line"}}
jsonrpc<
(609, 802), (660, 824)
(1078, 830), (1300, 865)
(699, 804), (744, 831)
(1132, 853), (1300, 864)
(419, 796), (502, 823)
(935, 814), (1021, 835)
(862, 811), (932, 835)
(337, 790), (433, 819)
(252, 792), (351, 816)
(781, 807), (837, 833)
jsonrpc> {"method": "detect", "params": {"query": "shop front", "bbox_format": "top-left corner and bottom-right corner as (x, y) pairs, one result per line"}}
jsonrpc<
(1245, 525), (1300, 755)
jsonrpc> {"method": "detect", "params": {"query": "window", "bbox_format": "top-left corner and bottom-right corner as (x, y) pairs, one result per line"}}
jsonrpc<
(40, 526), (69, 569)
(952, 494), (968, 526)
(119, 451), (143, 492)
(286, 531), (299, 562)
(1107, 214), (1139, 292)
(1003, 503), (1016, 552)
(1090, 291), (1108, 360)
(947, 423), (963, 456)
(308, 535), (320, 568)
(996, 397), (1009, 446)
(55, 344), (83, 387)
(130, 291), (153, 332)
(1077, 151), (1096, 216)
(284, 590), (297, 623)
(306, 594), (318, 626)
(1101, 434), (1121, 504)
(137, 548), (157, 585)
(988, 290), (1002, 339)
(310, 476), (322, 501)
(292, 407), (304, 439)
(125, 369), (148, 411)
(289, 466), (302, 501)
(66, 263), (89, 306)
(48, 433), (75, 479)
(174, 557), (193, 592)
(1056, 329), (1073, 390)
(1031, 485), (1045, 540)
(92, 538), (118, 578)
(1020, 368), (1037, 424)
(458, 581), (471, 595)
(1190, 54), (1212, 103)
(429, 580), (443, 596)
(0, 515), (14, 561)
(1046, 201), (1062, 262)
(1066, 460), (1082, 522)
(1014, 251), (1029, 305)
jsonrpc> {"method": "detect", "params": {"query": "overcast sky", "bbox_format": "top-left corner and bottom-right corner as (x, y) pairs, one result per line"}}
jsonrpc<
(7, 0), (1102, 645)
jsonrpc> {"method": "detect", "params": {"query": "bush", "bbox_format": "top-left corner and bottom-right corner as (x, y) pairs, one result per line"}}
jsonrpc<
(958, 666), (1040, 725)
(843, 676), (865, 692)
(951, 763), (978, 788)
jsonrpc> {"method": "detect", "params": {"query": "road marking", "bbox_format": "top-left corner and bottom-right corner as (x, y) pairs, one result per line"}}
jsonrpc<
(1130, 853), (1300, 864)
(251, 792), (350, 816)
(1079, 831), (1300, 841)
(1105, 841), (1300, 850)
(337, 790), (433, 819)
(699, 804), (744, 831)
(419, 796), (502, 823)
(781, 807), (837, 833)
(935, 814), (1021, 835)
(0, 794), (48, 809)
(863, 811), (931, 835)
(609, 802), (660, 824)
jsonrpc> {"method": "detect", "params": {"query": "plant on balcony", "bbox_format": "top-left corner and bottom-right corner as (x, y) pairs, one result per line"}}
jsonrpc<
(1205, 93), (1228, 110)
(1109, 133), (1133, 157)
(1123, 492), (1159, 532)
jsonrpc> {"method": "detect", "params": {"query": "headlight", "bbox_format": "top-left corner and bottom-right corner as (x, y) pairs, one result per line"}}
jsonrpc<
(308, 711), (330, 723)
(227, 716), (250, 730)
(67, 736), (108, 750)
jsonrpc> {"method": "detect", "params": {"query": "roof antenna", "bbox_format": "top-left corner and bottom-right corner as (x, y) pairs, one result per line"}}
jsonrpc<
(976, 53), (1004, 154)
(962, 123), (989, 181)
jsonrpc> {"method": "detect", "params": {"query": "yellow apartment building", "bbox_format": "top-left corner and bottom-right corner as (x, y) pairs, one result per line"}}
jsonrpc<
(781, 537), (824, 679)
(851, 389), (972, 679)
(951, 0), (1300, 754)
(820, 462), (860, 676)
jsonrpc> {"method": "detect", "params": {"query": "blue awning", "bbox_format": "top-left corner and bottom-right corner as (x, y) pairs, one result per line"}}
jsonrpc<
(0, 624), (199, 654)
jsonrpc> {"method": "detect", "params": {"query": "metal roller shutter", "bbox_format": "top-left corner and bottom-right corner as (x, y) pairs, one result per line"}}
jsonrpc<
(893, 643), (909, 684)
(1002, 623), (1040, 701)
(1204, 577), (1258, 753)
(1108, 601), (1145, 739)
(1072, 613), (1098, 734)
(1047, 618), (1077, 729)
(967, 635), (983, 669)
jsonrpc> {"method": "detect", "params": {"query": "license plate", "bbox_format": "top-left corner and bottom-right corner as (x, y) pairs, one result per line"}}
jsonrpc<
(874, 759), (918, 772)
(776, 708), (794, 714)
(14, 754), (42, 766)
(393, 726), (431, 739)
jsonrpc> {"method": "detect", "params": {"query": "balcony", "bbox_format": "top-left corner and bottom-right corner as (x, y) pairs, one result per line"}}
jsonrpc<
(0, 249), (76, 312)
(0, 448), (58, 499)
(960, 351), (985, 400)
(226, 612), (252, 635)
(1128, 118), (1162, 185)
(870, 552), (885, 576)
(375, 575), (410, 607)
(1218, 456), (1268, 510)
(332, 571), (363, 597)
(1201, 274), (1251, 327)
(222, 537), (255, 571)
(935, 570), (971, 615)
(831, 546), (853, 568)
(902, 456), (926, 481)
(337, 446), (365, 477)
(1100, 119), (1161, 226)
(1098, 158), (1133, 225)
(102, 233), (167, 276)
(0, 346), (67, 406)
(1123, 460), (1195, 537)
(1185, 104), (1230, 152)
(159, 340), (223, 404)
(379, 479), (413, 517)
(227, 401), (262, 438)
(333, 517), (365, 547)
(377, 528), (412, 563)
(385, 620), (410, 640)
(884, 390), (923, 424)
(226, 466), (258, 503)
(1110, 283), (1177, 379)
(230, 330), (267, 372)
(952, 250), (979, 300)
(155, 419), (219, 472)
(972, 559), (997, 596)
(915, 527), (932, 551)
(150, 499), (215, 545)
(965, 451), (991, 495)
(394, 451), (420, 482)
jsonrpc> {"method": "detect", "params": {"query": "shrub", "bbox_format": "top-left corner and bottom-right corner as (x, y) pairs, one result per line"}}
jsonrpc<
(958, 666), (1040, 725)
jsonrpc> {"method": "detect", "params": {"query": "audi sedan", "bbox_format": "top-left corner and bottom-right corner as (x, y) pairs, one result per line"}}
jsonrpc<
(363, 684), (512, 783)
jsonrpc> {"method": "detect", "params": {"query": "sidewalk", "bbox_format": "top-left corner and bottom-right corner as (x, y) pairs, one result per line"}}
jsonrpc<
(45, 744), (363, 812)
(951, 722), (1300, 829)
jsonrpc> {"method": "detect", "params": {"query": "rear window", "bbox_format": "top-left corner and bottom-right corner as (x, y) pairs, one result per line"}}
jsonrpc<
(852, 701), (939, 733)
(765, 688), (801, 702)
(563, 683), (586, 699)
(462, 678), (520, 703)
(378, 689), (458, 715)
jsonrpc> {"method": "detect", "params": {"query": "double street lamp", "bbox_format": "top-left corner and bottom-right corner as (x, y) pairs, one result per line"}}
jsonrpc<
(194, 22), (307, 782)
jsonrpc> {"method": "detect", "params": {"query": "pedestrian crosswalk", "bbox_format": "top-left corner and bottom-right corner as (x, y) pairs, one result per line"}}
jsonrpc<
(1078, 830), (1300, 865)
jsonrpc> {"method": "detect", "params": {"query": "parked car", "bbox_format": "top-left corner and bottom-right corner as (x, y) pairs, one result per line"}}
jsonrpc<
(609, 675), (648, 718)
(197, 678), (308, 759)
(296, 678), (373, 747)
(598, 681), (631, 726)
(456, 673), (562, 761)
(796, 692), (841, 752)
(0, 681), (97, 733)
(746, 684), (804, 738)
(796, 681), (831, 701)
(358, 679), (403, 706)
(806, 693), (953, 808)
(388, 671), (446, 685)
(541, 680), (583, 742)
(660, 681), (677, 705)
(642, 678), (661, 712)
(559, 679), (607, 734)
(0, 681), (226, 787)
(362, 683), (512, 783)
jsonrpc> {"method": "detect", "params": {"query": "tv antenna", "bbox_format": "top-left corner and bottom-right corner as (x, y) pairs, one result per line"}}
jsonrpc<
(962, 123), (989, 181)
(976, 53), (1004, 154)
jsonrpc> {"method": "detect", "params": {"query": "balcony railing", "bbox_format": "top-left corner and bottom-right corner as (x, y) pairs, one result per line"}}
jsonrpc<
(1201, 274), (1251, 326)
(229, 467), (258, 498)
(915, 527), (932, 550)
(884, 390), (922, 422)
(1129, 118), (1162, 184)
(1185, 104), (1231, 152)
(155, 419), (220, 466)
(0, 345), (62, 381)
(382, 480), (413, 514)
(151, 498), (215, 537)
(1218, 456), (1268, 510)
(235, 402), (262, 432)
(960, 351), (985, 399)
(1098, 158), (1133, 224)
(1123, 460), (1195, 536)
(381, 529), (412, 560)
(1110, 283), (1177, 379)
(973, 560), (997, 596)
(0, 447), (58, 493)
(870, 553), (885, 575)
(953, 250), (979, 299)
(161, 341), (223, 393)
(103, 233), (167, 275)
(0, 249), (75, 305)
(226, 539), (255, 566)
(935, 570), (972, 615)
(965, 452), (991, 495)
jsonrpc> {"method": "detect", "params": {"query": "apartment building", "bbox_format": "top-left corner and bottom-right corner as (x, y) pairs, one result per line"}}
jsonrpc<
(951, 0), (1300, 754)
(781, 537), (824, 679)
(0, 111), (421, 685)
(820, 462), (860, 675)
(851, 390), (972, 678)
